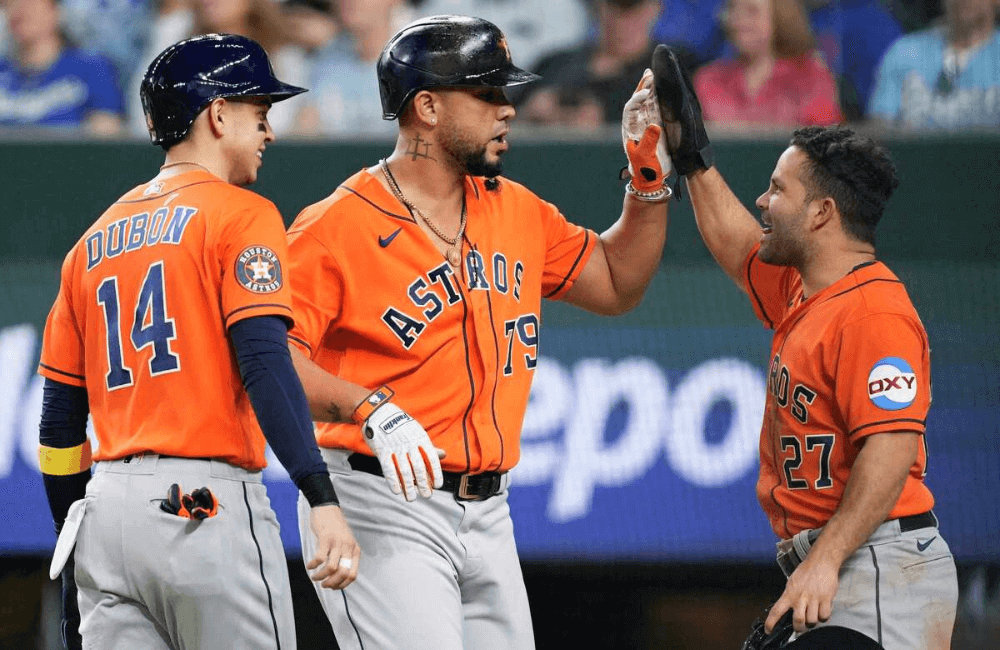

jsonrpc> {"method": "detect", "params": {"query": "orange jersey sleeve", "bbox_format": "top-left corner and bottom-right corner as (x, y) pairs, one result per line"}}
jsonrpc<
(287, 171), (596, 473)
(537, 193), (597, 299)
(286, 227), (344, 356)
(38, 170), (293, 469)
(39, 247), (88, 387)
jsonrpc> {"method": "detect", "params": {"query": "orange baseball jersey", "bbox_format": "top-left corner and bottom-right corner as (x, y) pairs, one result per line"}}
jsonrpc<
(743, 244), (934, 538)
(287, 169), (597, 474)
(38, 169), (294, 469)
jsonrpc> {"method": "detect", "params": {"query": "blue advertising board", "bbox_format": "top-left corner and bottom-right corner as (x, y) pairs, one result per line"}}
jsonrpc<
(2, 299), (997, 562)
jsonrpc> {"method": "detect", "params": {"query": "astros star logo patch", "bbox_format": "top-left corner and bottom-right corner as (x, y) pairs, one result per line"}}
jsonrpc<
(235, 245), (283, 293)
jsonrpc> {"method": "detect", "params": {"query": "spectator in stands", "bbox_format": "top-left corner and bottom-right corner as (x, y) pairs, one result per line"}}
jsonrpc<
(694, 0), (842, 130)
(412, 0), (589, 73)
(0, 0), (124, 135)
(868, 0), (1000, 129)
(651, 0), (728, 68)
(127, 0), (307, 138)
(803, 0), (902, 121)
(294, 0), (412, 137)
(517, 0), (660, 127)
(1, 1), (11, 60)
(660, 0), (902, 120)
(282, 0), (339, 55)
(125, 0), (191, 138)
(60, 0), (151, 89)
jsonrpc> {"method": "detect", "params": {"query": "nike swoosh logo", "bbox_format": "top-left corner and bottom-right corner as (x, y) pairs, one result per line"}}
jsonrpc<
(917, 536), (937, 552)
(379, 228), (402, 248)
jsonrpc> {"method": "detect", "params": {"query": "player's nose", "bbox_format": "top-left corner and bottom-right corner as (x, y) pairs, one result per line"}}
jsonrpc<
(499, 103), (515, 122)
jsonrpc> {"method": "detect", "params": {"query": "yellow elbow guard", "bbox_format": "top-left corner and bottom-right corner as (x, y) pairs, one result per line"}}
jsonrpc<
(39, 440), (93, 476)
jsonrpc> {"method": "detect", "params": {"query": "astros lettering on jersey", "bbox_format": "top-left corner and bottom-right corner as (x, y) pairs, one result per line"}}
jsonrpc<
(39, 170), (294, 469)
(287, 170), (597, 474)
(743, 245), (934, 538)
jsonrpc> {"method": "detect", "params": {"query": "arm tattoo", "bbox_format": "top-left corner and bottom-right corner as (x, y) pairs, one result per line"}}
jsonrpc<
(405, 134), (435, 161)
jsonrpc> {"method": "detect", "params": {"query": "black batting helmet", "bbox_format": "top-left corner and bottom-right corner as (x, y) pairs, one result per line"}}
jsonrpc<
(141, 33), (306, 148)
(376, 15), (540, 120)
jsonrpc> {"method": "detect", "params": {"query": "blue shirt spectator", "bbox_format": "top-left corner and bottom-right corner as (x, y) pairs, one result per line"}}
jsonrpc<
(806, 0), (902, 118)
(651, 0), (728, 65)
(60, 0), (152, 89)
(294, 0), (413, 136)
(0, 0), (124, 134)
(868, 26), (1000, 128)
(0, 49), (123, 127)
(297, 35), (397, 137)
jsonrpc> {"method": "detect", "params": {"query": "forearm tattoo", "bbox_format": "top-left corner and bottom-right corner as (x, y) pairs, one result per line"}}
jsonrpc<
(326, 403), (345, 423)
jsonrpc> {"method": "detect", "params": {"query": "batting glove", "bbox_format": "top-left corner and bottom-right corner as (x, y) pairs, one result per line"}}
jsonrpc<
(741, 608), (795, 650)
(622, 68), (672, 194)
(363, 403), (444, 502)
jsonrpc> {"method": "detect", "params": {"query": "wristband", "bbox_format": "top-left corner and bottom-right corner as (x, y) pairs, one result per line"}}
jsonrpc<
(351, 385), (395, 425)
(39, 440), (92, 476)
(625, 180), (673, 202)
(298, 472), (340, 507)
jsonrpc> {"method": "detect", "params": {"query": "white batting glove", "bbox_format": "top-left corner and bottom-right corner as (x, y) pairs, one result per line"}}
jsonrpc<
(622, 69), (673, 191)
(363, 403), (444, 501)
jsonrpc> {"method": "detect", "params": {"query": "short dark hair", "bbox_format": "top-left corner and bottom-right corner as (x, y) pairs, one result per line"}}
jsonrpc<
(790, 126), (899, 246)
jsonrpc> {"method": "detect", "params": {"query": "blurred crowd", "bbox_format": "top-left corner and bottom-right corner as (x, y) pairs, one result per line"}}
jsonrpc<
(1, 0), (998, 138)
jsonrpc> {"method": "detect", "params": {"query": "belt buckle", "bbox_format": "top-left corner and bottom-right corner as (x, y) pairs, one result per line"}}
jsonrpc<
(456, 474), (479, 501)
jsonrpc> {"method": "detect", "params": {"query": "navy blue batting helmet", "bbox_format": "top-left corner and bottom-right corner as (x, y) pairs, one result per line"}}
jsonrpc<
(141, 33), (306, 147)
(377, 15), (540, 120)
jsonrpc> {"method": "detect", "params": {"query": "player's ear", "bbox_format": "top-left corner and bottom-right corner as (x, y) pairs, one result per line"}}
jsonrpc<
(206, 97), (227, 139)
(409, 90), (439, 129)
(808, 195), (838, 232)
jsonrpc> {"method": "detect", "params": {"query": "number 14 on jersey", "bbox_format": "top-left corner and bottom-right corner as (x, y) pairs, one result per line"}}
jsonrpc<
(96, 261), (179, 390)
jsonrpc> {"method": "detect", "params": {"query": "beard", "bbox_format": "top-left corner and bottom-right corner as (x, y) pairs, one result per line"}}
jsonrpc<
(439, 124), (504, 178)
(758, 232), (799, 266)
(757, 212), (807, 267)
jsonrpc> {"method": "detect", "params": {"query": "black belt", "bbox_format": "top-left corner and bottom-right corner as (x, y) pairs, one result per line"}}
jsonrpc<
(897, 510), (938, 532)
(347, 453), (505, 501)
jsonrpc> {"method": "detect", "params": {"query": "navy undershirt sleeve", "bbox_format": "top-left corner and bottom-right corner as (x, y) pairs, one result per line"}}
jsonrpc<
(229, 315), (337, 506)
(39, 379), (91, 533)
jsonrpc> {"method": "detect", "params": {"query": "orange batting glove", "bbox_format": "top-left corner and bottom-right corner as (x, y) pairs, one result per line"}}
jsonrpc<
(622, 69), (673, 195)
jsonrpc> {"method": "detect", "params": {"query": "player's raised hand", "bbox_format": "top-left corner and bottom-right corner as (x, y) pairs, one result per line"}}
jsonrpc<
(622, 68), (672, 197)
(650, 44), (714, 176)
(765, 553), (839, 634)
(363, 403), (445, 501)
(307, 504), (361, 589)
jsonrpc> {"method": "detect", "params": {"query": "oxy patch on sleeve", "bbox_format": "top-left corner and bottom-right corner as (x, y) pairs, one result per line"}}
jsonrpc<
(867, 356), (917, 410)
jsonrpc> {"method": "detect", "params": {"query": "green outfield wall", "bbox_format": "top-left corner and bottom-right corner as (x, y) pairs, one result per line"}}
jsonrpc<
(2, 136), (998, 263)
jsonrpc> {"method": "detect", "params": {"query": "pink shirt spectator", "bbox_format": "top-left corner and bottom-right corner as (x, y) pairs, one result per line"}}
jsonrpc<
(695, 53), (843, 126)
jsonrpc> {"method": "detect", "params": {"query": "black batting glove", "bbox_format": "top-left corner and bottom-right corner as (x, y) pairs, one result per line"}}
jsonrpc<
(651, 44), (715, 177)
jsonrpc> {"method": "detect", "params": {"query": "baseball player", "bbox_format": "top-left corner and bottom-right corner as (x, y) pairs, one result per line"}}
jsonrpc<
(651, 47), (958, 650)
(37, 34), (359, 650)
(284, 15), (673, 650)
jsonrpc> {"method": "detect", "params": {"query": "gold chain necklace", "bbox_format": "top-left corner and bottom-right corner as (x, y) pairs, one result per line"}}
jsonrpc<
(159, 161), (211, 172)
(380, 158), (466, 267)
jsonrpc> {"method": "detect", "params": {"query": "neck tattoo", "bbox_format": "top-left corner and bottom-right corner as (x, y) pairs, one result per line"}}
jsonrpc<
(380, 158), (466, 267)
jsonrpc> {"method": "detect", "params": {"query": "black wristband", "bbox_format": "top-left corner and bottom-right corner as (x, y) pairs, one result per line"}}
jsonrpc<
(297, 472), (339, 507)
